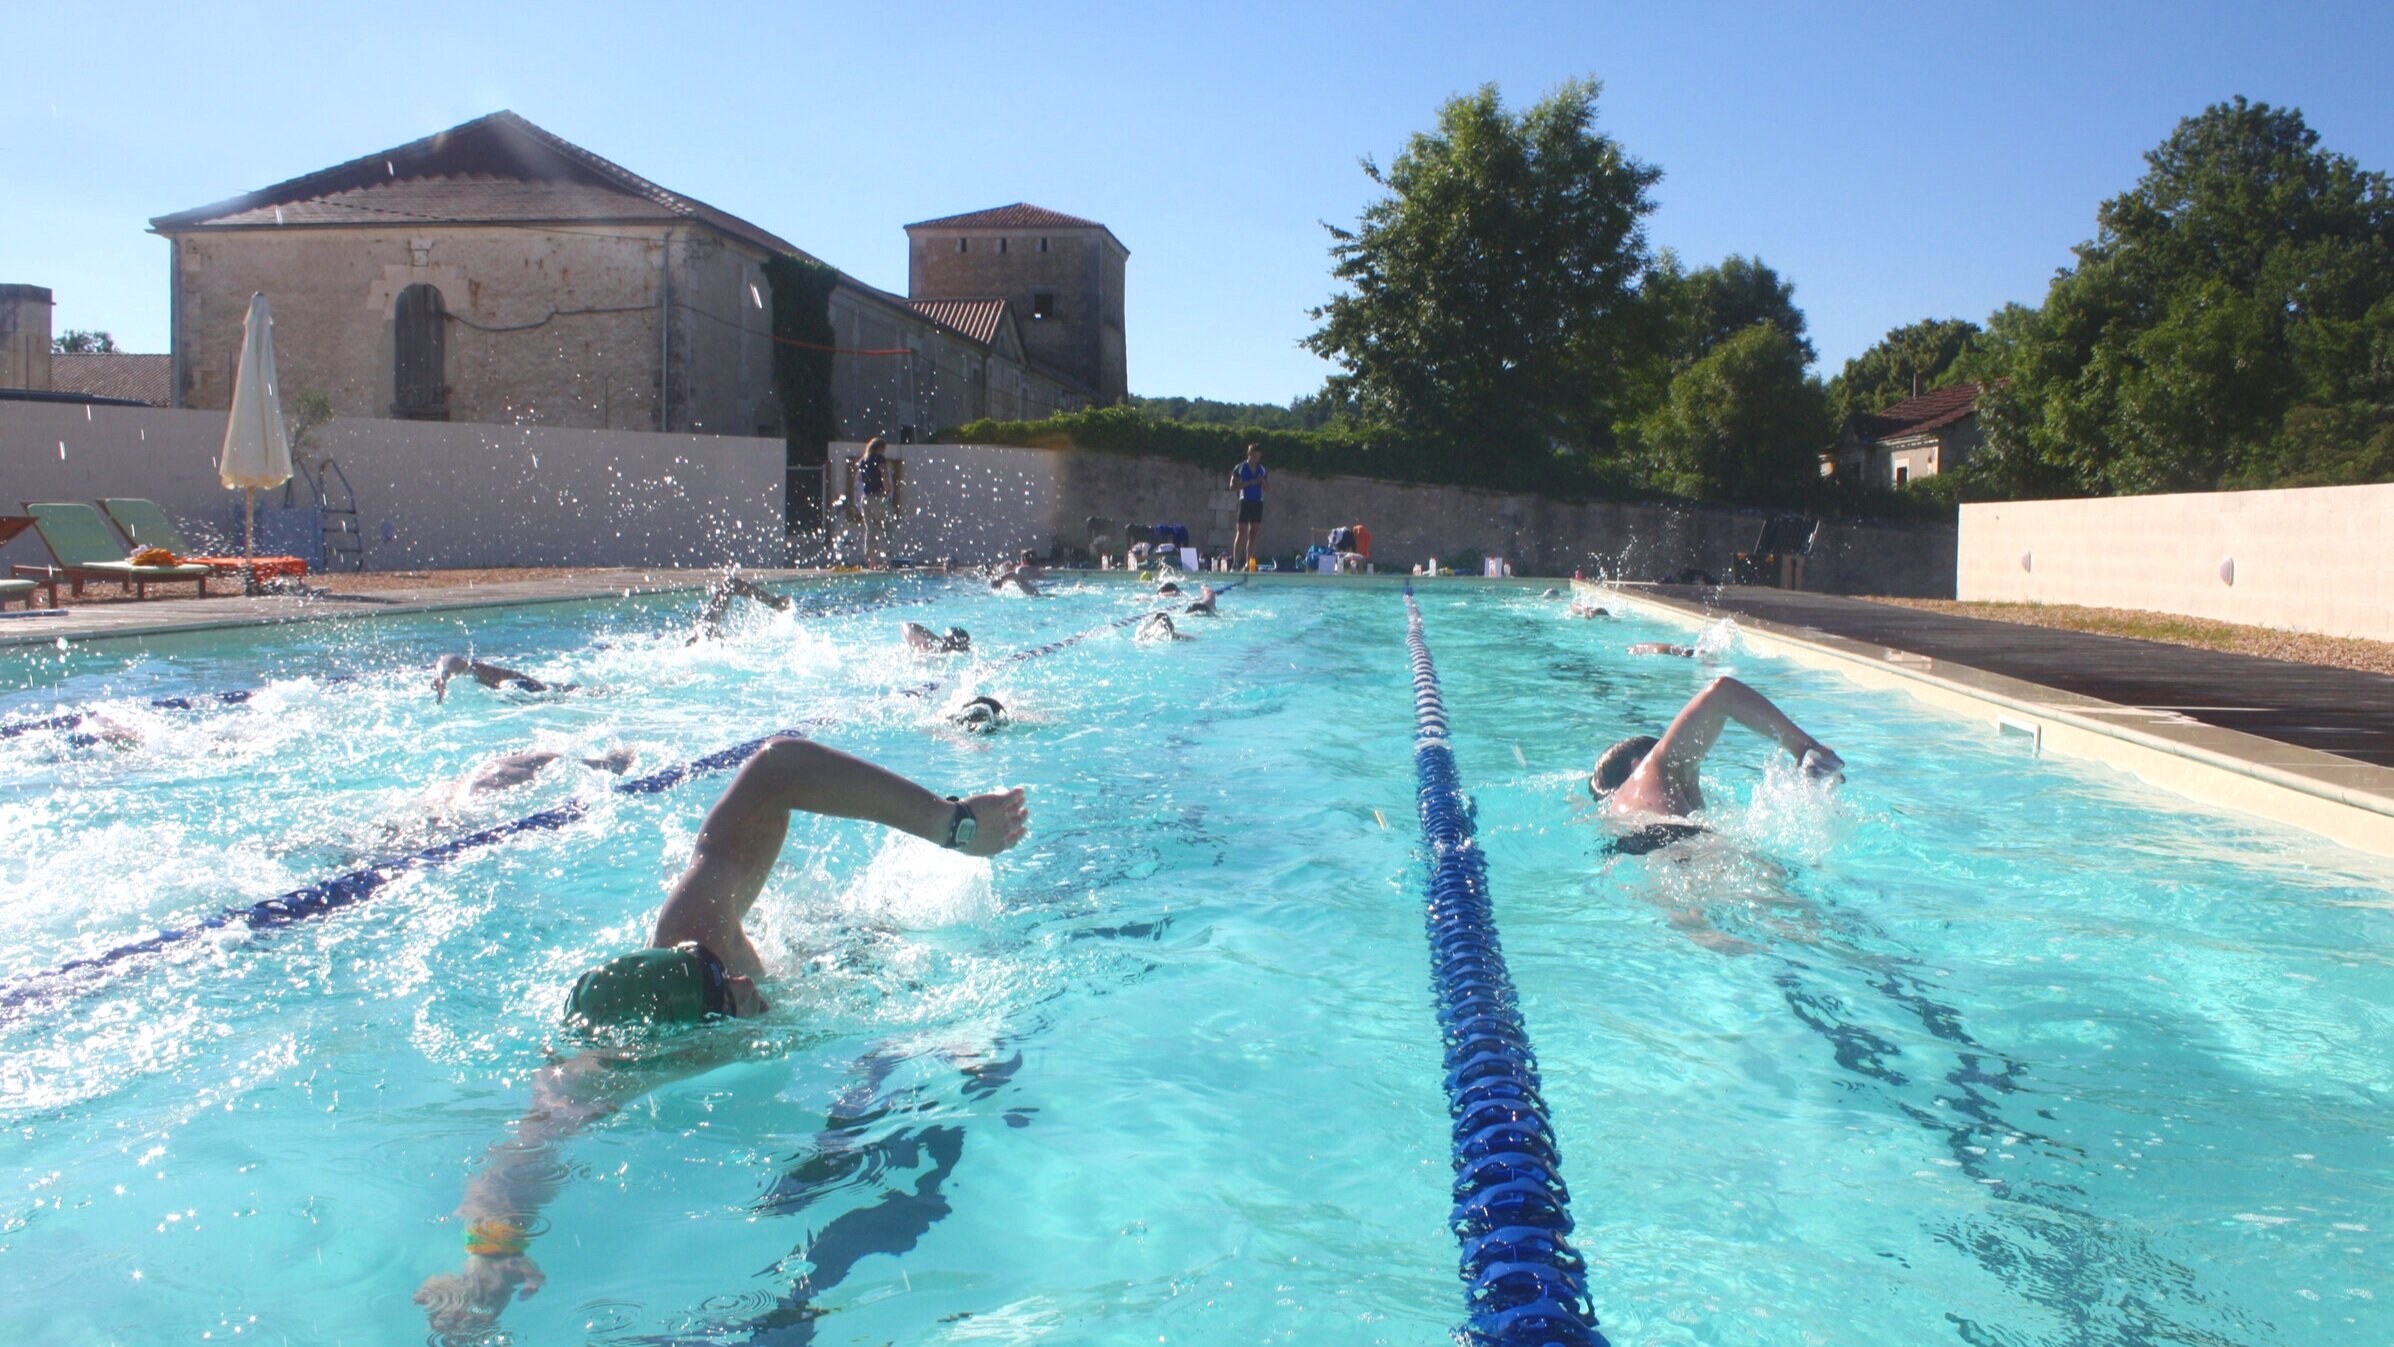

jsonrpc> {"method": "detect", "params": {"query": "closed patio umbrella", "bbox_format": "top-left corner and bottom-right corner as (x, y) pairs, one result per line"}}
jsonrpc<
(218, 292), (293, 595)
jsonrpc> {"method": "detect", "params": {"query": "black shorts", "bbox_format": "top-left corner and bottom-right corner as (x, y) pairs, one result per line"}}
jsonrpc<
(1237, 499), (1263, 524)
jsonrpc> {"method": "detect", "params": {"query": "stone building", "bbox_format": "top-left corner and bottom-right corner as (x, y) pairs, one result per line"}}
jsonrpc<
(149, 112), (1107, 445)
(1832, 382), (1983, 488)
(906, 204), (1129, 406)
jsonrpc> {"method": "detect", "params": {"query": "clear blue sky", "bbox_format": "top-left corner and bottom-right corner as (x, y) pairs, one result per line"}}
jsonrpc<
(7, 1), (2389, 405)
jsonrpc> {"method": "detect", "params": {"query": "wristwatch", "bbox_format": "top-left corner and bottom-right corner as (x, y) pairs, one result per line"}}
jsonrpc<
(943, 796), (978, 850)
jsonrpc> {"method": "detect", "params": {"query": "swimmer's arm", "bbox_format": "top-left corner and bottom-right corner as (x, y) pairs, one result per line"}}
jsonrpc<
(1650, 677), (1831, 777)
(421, 1046), (722, 1333)
(711, 738), (1029, 859)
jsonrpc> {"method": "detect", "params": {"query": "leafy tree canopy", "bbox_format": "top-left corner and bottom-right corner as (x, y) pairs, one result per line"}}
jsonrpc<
(1649, 253), (1814, 369)
(1828, 317), (1981, 423)
(1633, 322), (1832, 503)
(1969, 97), (2394, 495)
(52, 329), (118, 354)
(1304, 78), (1660, 481)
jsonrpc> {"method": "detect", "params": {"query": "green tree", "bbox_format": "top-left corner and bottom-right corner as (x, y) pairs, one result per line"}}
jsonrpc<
(1649, 253), (1814, 368)
(1634, 323), (1832, 502)
(1977, 97), (2394, 495)
(52, 329), (118, 354)
(1828, 317), (1981, 422)
(1305, 78), (1661, 482)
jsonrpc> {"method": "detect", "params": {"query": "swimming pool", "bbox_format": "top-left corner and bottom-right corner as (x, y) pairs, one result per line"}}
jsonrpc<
(2, 577), (2388, 1345)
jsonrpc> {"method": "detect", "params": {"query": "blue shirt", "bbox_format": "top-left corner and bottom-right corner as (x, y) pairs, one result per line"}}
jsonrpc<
(1233, 461), (1266, 501)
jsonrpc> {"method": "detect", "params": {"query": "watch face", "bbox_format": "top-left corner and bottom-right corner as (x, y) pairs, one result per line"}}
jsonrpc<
(951, 810), (978, 849)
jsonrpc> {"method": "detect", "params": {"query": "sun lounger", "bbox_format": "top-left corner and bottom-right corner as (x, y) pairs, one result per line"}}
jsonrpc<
(0, 575), (60, 610)
(100, 498), (307, 581)
(13, 502), (212, 599)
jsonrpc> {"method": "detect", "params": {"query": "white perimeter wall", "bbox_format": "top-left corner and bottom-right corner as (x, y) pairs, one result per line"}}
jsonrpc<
(1959, 483), (2394, 640)
(1, 402), (786, 572)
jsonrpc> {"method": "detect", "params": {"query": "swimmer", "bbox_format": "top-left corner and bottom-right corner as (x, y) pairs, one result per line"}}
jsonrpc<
(902, 622), (971, 654)
(459, 746), (636, 796)
(1628, 642), (1696, 658)
(1182, 584), (1218, 616)
(989, 570), (1041, 596)
(1011, 550), (1047, 580)
(1135, 612), (1188, 642)
(432, 654), (576, 703)
(1155, 580), (1182, 597)
(1541, 587), (1563, 599)
(690, 574), (792, 642)
(63, 711), (145, 750)
(1589, 676), (1842, 854)
(415, 740), (1028, 1336)
(949, 695), (1009, 732)
(1566, 602), (1610, 619)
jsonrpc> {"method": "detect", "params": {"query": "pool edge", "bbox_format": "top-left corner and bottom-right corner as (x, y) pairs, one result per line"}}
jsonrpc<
(1581, 580), (2394, 859)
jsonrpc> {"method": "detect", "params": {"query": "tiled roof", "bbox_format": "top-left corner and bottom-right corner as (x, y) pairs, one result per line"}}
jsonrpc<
(906, 203), (1103, 231)
(906, 298), (1011, 346)
(48, 353), (172, 406)
(1854, 382), (1980, 443)
(150, 111), (814, 262)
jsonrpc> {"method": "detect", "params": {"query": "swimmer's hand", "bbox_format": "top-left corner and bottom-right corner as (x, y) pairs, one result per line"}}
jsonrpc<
(954, 786), (1029, 857)
(1800, 747), (1845, 784)
(415, 1252), (544, 1336)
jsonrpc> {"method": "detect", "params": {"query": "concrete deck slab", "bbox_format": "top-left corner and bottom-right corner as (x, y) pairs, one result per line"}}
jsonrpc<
(0, 569), (831, 648)
(1644, 586), (2394, 766)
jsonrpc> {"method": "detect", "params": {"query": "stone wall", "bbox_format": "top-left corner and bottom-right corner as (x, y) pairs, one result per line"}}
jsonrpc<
(1, 401), (785, 572)
(0, 284), (53, 391)
(1960, 484), (2394, 640)
(830, 440), (1956, 595)
(166, 226), (1077, 447)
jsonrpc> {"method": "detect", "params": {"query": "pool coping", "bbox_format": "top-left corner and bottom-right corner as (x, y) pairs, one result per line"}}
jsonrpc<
(0, 568), (857, 649)
(1579, 580), (2394, 858)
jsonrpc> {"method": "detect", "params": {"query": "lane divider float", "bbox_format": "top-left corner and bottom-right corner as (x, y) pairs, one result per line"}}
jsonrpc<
(1403, 585), (1606, 1347)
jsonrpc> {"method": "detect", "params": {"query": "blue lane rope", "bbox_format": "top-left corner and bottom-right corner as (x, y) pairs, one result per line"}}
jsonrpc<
(0, 581), (1246, 1017)
(1402, 585), (1607, 1347)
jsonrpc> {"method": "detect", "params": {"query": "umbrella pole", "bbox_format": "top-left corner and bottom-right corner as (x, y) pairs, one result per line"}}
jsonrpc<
(244, 486), (259, 597)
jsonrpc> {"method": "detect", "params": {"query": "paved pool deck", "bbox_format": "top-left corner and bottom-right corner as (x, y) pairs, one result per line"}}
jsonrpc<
(0, 568), (831, 648)
(1588, 581), (2394, 856)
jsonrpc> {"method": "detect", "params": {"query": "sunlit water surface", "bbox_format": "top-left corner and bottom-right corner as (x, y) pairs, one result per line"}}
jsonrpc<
(1, 577), (2387, 1346)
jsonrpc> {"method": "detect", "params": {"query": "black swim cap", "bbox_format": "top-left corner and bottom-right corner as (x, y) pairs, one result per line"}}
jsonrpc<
(1588, 735), (1659, 800)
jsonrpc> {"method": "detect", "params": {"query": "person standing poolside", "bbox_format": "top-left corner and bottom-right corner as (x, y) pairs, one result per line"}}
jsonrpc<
(1228, 443), (1266, 571)
(1589, 676), (1842, 853)
(415, 739), (1028, 1336)
(856, 436), (893, 567)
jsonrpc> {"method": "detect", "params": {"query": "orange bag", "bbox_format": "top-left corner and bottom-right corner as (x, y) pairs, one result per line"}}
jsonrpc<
(128, 546), (181, 566)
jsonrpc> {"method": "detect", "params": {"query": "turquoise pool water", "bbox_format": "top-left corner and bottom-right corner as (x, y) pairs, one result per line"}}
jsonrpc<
(1, 577), (2389, 1345)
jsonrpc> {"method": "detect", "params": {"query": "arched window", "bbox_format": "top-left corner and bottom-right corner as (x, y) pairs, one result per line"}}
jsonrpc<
(393, 284), (447, 419)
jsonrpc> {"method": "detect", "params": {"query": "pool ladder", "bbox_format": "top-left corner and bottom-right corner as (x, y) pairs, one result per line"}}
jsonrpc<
(295, 455), (365, 572)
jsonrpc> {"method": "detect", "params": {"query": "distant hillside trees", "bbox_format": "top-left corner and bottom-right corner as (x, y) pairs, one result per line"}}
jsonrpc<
(1125, 394), (1341, 431)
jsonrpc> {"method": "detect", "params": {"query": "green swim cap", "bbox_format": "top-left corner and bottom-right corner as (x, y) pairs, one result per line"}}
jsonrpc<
(562, 943), (728, 1028)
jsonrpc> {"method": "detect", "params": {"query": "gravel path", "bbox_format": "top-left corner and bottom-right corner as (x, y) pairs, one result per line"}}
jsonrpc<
(1863, 598), (2394, 677)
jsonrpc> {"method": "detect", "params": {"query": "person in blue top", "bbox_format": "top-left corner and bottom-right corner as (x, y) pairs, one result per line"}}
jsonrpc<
(1227, 443), (1266, 571)
(856, 436), (892, 566)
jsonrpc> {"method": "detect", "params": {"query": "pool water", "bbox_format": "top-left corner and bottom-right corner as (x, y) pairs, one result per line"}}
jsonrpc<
(1, 577), (2388, 1346)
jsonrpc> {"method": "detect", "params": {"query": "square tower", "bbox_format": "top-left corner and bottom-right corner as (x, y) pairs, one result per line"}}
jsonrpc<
(905, 204), (1127, 405)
